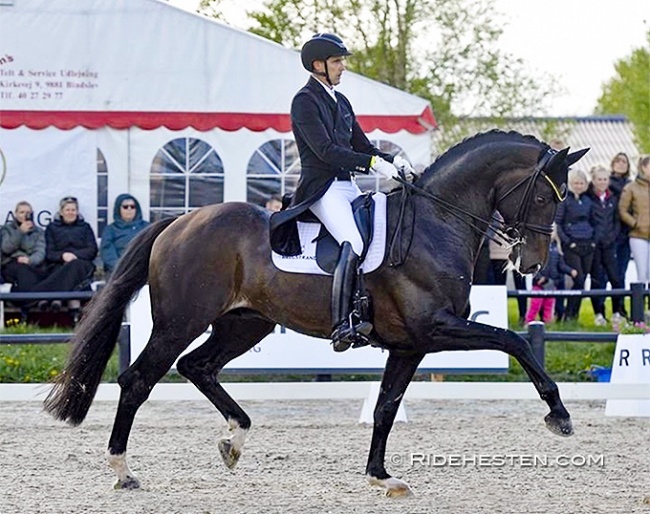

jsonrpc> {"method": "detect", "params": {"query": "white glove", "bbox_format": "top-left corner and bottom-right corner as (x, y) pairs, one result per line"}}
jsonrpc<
(371, 156), (398, 180)
(393, 155), (416, 178)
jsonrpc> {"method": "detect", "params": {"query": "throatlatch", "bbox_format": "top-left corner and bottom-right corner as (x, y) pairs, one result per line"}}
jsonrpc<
(330, 242), (373, 352)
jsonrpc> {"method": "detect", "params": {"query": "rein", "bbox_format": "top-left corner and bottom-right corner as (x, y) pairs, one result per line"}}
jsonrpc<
(391, 148), (564, 255)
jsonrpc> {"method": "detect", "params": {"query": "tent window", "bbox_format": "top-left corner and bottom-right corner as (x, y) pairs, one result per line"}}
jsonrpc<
(150, 138), (224, 221)
(246, 139), (300, 206)
(97, 149), (108, 236)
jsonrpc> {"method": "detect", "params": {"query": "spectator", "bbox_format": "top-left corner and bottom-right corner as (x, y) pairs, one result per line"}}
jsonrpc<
(609, 152), (633, 286)
(588, 166), (626, 326)
(525, 225), (577, 324)
(100, 194), (150, 275)
(0, 201), (46, 320)
(555, 169), (595, 321)
(619, 156), (650, 299)
(265, 195), (283, 213)
(32, 196), (97, 316)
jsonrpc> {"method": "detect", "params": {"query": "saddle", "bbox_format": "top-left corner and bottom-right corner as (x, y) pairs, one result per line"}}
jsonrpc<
(312, 192), (375, 273)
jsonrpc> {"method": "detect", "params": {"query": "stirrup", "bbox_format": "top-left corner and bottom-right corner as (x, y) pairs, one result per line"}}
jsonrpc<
(331, 317), (373, 352)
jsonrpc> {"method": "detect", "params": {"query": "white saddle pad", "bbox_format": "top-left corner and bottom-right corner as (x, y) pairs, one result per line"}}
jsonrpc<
(271, 192), (387, 276)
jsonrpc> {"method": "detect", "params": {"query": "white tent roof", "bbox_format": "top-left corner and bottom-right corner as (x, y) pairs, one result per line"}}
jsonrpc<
(0, 0), (435, 133)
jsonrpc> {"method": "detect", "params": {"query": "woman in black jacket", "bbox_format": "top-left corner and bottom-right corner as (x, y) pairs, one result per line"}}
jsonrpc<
(588, 166), (625, 325)
(33, 196), (97, 312)
(555, 169), (595, 320)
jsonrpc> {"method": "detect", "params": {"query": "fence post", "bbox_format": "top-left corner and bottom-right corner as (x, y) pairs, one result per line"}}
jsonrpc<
(630, 282), (645, 324)
(118, 324), (131, 375)
(527, 321), (546, 367)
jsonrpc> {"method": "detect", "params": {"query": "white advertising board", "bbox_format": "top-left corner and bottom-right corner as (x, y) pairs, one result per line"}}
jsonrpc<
(129, 285), (509, 373)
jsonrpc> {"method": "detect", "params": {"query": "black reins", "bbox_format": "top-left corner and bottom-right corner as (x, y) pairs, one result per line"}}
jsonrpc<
(391, 148), (565, 253)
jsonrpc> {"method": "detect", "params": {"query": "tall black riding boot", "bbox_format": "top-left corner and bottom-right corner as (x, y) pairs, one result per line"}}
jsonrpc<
(330, 242), (373, 352)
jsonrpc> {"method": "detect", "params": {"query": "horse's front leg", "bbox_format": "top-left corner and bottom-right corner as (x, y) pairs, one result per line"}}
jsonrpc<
(421, 309), (572, 436)
(366, 350), (423, 497)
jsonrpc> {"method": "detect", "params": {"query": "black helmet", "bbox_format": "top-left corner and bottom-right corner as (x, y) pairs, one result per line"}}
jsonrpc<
(300, 33), (352, 72)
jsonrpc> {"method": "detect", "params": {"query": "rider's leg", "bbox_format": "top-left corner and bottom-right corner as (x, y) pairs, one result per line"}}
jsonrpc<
(310, 181), (371, 351)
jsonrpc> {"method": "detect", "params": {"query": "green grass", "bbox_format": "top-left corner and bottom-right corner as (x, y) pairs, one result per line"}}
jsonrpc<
(0, 297), (626, 383)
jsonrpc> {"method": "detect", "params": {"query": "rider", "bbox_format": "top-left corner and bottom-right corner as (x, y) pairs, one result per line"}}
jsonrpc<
(269, 33), (414, 352)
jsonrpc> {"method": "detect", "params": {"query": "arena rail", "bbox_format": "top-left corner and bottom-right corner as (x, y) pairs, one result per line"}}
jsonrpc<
(1, 283), (648, 377)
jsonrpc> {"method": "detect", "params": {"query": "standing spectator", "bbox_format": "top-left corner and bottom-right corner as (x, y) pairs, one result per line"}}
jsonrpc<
(619, 156), (650, 302)
(555, 169), (595, 321)
(32, 196), (97, 316)
(100, 194), (150, 276)
(1, 201), (46, 320)
(609, 152), (633, 286)
(588, 166), (625, 326)
(525, 225), (577, 324)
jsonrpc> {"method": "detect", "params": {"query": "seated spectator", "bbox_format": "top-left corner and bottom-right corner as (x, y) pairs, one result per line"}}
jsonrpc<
(588, 165), (625, 326)
(265, 195), (283, 213)
(32, 196), (97, 316)
(100, 194), (150, 275)
(0, 201), (47, 320)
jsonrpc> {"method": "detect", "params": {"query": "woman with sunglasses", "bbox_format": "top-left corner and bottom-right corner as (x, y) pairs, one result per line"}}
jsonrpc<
(100, 194), (150, 276)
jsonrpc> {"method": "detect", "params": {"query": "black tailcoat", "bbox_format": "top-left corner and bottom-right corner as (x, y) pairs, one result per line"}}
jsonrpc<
(270, 76), (392, 255)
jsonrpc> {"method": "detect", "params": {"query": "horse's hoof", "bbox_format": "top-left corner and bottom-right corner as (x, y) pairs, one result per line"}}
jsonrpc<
(113, 476), (140, 490)
(218, 438), (241, 470)
(368, 476), (414, 498)
(544, 413), (574, 437)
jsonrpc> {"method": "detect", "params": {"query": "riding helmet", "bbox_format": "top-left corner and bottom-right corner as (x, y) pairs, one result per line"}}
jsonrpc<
(300, 33), (352, 72)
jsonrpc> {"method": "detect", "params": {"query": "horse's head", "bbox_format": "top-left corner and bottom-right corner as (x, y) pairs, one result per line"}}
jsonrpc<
(496, 146), (589, 274)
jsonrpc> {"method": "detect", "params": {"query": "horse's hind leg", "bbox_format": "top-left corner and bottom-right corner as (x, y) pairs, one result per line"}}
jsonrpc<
(422, 309), (572, 436)
(366, 351), (423, 497)
(107, 325), (204, 489)
(176, 309), (275, 470)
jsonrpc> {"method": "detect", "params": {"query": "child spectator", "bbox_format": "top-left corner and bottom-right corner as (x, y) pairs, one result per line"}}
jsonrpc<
(588, 165), (626, 326)
(32, 196), (97, 316)
(555, 169), (595, 320)
(525, 226), (577, 324)
(100, 194), (150, 275)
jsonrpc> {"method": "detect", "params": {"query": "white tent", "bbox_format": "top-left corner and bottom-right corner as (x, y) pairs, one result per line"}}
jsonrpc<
(0, 0), (435, 234)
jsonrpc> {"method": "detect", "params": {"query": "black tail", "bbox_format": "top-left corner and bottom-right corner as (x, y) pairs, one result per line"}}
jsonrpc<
(43, 217), (177, 425)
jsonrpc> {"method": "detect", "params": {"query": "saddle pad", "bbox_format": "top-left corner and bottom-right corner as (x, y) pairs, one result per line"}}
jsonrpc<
(271, 192), (387, 276)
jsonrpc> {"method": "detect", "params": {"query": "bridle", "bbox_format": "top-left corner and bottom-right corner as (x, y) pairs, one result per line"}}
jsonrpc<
(493, 148), (567, 244)
(391, 147), (567, 254)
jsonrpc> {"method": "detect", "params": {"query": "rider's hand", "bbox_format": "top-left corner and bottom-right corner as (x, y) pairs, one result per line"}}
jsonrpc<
(371, 156), (398, 180)
(393, 155), (417, 180)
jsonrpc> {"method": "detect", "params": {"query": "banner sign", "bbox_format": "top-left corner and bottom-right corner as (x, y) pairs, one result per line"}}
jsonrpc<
(129, 285), (509, 373)
(0, 126), (97, 230)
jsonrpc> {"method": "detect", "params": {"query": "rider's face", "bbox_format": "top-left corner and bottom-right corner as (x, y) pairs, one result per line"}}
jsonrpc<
(314, 56), (347, 86)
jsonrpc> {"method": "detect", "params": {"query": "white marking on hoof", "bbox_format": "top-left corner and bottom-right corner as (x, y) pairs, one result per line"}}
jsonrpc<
(106, 451), (140, 489)
(218, 418), (248, 470)
(367, 475), (413, 498)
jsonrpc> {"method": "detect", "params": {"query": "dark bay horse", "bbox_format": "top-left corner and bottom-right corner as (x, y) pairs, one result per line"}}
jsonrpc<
(45, 130), (588, 497)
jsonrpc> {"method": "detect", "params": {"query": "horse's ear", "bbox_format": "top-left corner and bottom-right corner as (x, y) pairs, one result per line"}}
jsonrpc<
(565, 148), (590, 167)
(544, 148), (569, 175)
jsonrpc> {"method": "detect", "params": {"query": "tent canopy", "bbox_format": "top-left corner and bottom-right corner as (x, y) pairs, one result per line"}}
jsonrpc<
(0, 0), (436, 134)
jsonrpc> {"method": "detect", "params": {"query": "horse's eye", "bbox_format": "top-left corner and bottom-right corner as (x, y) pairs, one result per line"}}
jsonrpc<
(535, 195), (547, 205)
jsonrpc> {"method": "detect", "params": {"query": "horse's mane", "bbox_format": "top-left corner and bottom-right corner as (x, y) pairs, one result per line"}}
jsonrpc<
(420, 129), (545, 179)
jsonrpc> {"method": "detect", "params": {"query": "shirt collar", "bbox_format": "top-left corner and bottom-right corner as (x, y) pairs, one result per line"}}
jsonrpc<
(315, 77), (337, 102)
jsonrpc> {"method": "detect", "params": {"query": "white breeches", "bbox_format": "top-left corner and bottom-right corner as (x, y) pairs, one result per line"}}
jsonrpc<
(309, 179), (364, 256)
(629, 237), (650, 284)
